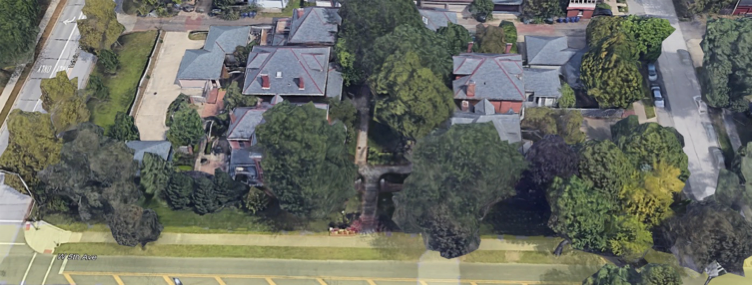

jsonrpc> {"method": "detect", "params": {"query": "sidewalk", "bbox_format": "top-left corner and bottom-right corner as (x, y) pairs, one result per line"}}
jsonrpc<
(26, 220), (558, 254)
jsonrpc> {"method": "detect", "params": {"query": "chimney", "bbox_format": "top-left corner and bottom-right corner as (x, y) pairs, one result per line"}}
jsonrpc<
(466, 80), (476, 97)
(461, 100), (470, 112)
(505, 43), (513, 54)
(467, 41), (474, 53)
(298, 77), (305, 90)
(230, 112), (237, 123)
(256, 98), (263, 108)
(261, 74), (270, 89)
(296, 9), (304, 18)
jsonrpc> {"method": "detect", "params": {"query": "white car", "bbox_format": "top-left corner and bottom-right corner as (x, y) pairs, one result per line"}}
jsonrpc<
(651, 85), (665, 108)
(694, 96), (708, 114)
(647, 63), (658, 82)
(173, 278), (183, 285)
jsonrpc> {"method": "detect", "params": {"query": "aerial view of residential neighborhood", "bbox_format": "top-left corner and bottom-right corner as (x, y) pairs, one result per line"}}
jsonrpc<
(2, 0), (752, 284)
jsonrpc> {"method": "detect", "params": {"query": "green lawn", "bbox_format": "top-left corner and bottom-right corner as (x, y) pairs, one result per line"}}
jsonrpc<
(145, 201), (274, 233)
(87, 31), (157, 131)
(642, 98), (656, 119)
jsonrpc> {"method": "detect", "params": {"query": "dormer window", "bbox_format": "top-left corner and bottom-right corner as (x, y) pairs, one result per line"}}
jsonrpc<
(422, 16), (428, 25)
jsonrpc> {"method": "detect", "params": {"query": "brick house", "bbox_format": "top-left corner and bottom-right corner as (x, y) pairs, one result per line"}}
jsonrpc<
(566, 0), (597, 18)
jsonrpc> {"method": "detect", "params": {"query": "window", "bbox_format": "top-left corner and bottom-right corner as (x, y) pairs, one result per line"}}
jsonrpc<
(577, 10), (584, 16)
(422, 17), (428, 25)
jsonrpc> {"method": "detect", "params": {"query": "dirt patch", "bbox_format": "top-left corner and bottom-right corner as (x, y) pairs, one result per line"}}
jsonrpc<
(504, 251), (521, 262)
(582, 117), (618, 141)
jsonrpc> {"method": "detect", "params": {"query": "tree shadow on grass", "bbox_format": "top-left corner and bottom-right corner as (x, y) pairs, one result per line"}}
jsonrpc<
(537, 249), (607, 283)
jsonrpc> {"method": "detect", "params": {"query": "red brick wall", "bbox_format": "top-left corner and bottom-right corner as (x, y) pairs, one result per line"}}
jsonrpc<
(488, 100), (522, 114)
(566, 9), (594, 18)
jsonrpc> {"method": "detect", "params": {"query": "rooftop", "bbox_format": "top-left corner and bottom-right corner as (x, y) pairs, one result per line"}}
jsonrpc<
(0, 173), (32, 222)
(126, 140), (173, 163)
(450, 99), (522, 143)
(418, 8), (458, 31)
(525, 36), (578, 66)
(227, 103), (330, 141)
(177, 26), (251, 81)
(523, 68), (562, 98)
(452, 53), (526, 101)
(243, 46), (333, 96)
(289, 7), (341, 45)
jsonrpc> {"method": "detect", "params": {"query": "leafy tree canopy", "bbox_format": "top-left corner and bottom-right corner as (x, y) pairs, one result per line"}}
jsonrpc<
(520, 108), (586, 145)
(0, 110), (62, 187)
(475, 24), (507, 54)
(370, 51), (455, 140)
(582, 264), (682, 285)
(223, 81), (257, 112)
(437, 22), (473, 56)
(78, 0), (125, 53)
(191, 174), (218, 215)
(336, 0), (424, 84)
(614, 121), (689, 181)
(547, 176), (614, 253)
(166, 107), (204, 147)
(586, 16), (674, 61)
(394, 123), (526, 258)
(469, 0), (494, 20)
(524, 134), (579, 187)
(108, 204), (163, 247)
(39, 123), (140, 222)
(558, 83), (576, 108)
(578, 140), (633, 195)
(50, 94), (91, 133)
(620, 162), (684, 226)
(232, 39), (259, 67)
(700, 18), (752, 112)
(164, 171), (193, 210)
(140, 153), (172, 197)
(213, 168), (248, 206)
(256, 102), (358, 219)
(40, 71), (78, 111)
(365, 24), (453, 82)
(0, 0), (39, 66)
(581, 32), (643, 108)
(108, 112), (140, 141)
(99, 49), (120, 74)
(522, 0), (562, 19)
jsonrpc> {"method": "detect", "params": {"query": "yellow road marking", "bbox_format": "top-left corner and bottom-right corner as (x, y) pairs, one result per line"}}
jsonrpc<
(471, 282), (478, 285)
(63, 273), (76, 285)
(113, 275), (125, 285)
(164, 275), (175, 284)
(420, 281), (428, 285)
(216, 276), (228, 285)
(317, 278), (328, 285)
(64, 271), (578, 285)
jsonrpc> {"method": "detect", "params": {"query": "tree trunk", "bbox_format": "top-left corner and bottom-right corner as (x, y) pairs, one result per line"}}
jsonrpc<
(553, 239), (570, 256)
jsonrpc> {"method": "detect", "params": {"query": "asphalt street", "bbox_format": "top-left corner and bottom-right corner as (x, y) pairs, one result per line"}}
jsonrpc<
(0, 0), (93, 155)
(637, 0), (720, 200)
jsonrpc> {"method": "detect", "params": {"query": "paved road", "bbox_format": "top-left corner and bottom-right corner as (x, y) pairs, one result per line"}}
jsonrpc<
(0, 0), (94, 155)
(636, 0), (720, 201)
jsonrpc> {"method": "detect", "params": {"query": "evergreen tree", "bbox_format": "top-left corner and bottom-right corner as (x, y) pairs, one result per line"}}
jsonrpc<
(164, 172), (193, 210)
(139, 153), (172, 197)
(213, 168), (248, 206)
(191, 175), (218, 214)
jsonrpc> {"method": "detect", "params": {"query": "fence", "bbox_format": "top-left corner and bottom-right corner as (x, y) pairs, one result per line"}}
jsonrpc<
(128, 29), (163, 117)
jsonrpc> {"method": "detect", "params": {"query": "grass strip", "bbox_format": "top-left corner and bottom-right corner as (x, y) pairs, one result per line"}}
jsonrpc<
(56, 243), (606, 264)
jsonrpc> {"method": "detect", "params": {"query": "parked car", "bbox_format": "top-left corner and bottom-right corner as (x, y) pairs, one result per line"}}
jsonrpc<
(183, 5), (195, 12)
(651, 85), (665, 108)
(647, 63), (658, 82)
(173, 278), (183, 285)
(593, 7), (613, 17)
(694, 96), (708, 114)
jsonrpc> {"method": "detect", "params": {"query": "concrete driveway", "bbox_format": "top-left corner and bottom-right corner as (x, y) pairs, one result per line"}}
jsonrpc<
(638, 0), (719, 200)
(134, 32), (204, 141)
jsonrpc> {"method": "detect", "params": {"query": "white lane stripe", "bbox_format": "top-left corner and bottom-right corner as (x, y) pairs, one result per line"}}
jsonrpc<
(0, 242), (25, 245)
(42, 255), (56, 285)
(58, 257), (68, 274)
(50, 11), (83, 79)
(21, 252), (37, 285)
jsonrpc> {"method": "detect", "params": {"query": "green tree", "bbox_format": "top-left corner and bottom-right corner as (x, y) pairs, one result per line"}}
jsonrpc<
(620, 162), (684, 226)
(610, 115), (640, 142)
(40, 71), (78, 111)
(658, 202), (752, 276)
(581, 33), (643, 108)
(78, 0), (125, 53)
(393, 123), (527, 258)
(621, 16), (675, 61)
(50, 94), (90, 133)
(39, 123), (141, 222)
(615, 122), (689, 181)
(690, 0), (737, 14)
(223, 81), (256, 112)
(166, 107), (204, 147)
(337, 0), (424, 84)
(256, 102), (358, 218)
(608, 214), (653, 260)
(365, 24), (453, 82)
(475, 24), (507, 54)
(164, 171), (193, 210)
(437, 22), (473, 56)
(578, 140), (633, 193)
(469, 0), (494, 20)
(243, 187), (269, 214)
(369, 51), (454, 140)
(0, 0), (39, 66)
(86, 74), (110, 101)
(233, 40), (259, 67)
(140, 153), (172, 197)
(213, 168), (248, 206)
(522, 0), (562, 19)
(547, 176), (614, 254)
(327, 98), (358, 145)
(639, 264), (682, 285)
(0, 110), (62, 187)
(108, 204), (163, 247)
(558, 83), (576, 108)
(191, 175), (218, 215)
(108, 112), (140, 141)
(582, 264), (640, 285)
(586, 16), (625, 47)
(700, 18), (752, 112)
(98, 49), (120, 74)
(525, 135), (579, 187)
(520, 108), (586, 144)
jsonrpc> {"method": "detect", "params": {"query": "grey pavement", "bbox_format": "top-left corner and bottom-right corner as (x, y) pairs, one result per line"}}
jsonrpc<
(638, 0), (720, 201)
(0, 0), (94, 156)
(133, 13), (273, 32)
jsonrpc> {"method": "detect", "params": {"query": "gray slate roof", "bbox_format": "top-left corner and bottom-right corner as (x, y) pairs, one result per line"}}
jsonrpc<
(243, 46), (332, 96)
(126, 140), (172, 163)
(177, 26), (251, 80)
(560, 48), (586, 89)
(289, 7), (341, 45)
(453, 53), (526, 101)
(523, 68), (562, 98)
(525, 36), (577, 66)
(227, 107), (267, 140)
(418, 8), (458, 31)
(0, 173), (32, 221)
(326, 65), (344, 100)
(450, 103), (522, 143)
